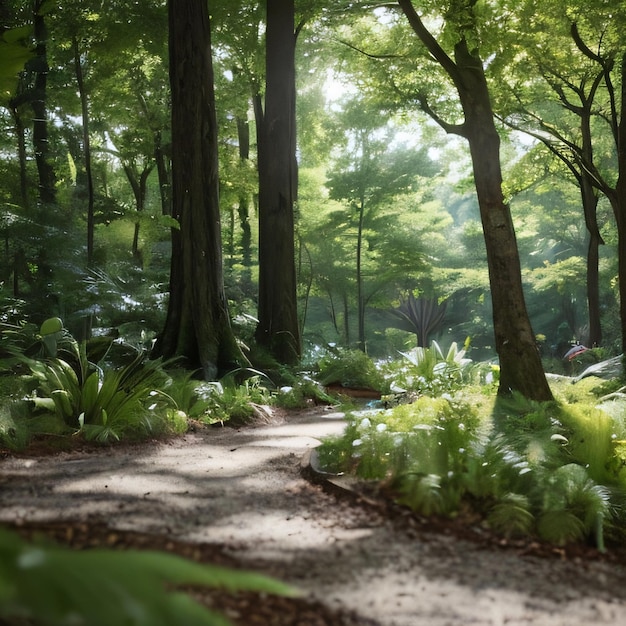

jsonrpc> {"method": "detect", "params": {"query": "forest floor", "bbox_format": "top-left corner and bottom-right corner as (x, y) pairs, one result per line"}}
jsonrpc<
(2, 406), (626, 626)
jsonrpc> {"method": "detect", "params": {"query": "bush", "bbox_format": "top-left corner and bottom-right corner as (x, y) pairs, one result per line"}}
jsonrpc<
(317, 386), (626, 551)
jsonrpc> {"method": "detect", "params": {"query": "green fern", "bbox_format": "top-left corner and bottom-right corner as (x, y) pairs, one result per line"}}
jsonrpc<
(487, 493), (535, 538)
(0, 528), (295, 626)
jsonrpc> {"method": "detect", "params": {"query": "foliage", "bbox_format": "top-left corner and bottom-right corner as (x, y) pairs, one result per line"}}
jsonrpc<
(272, 376), (335, 410)
(316, 347), (386, 392)
(0, 527), (294, 626)
(381, 340), (480, 398)
(0, 318), (179, 445)
(388, 293), (447, 348)
(317, 384), (626, 550)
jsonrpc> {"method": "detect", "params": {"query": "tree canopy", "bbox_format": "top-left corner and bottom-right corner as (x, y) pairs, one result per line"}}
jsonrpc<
(0, 0), (623, 395)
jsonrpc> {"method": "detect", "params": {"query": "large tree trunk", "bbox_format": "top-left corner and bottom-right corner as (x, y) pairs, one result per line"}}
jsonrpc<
(153, 0), (243, 379)
(399, 0), (552, 400)
(255, 0), (301, 364)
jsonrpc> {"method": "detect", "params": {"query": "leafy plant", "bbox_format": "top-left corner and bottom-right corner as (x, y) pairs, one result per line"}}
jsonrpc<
(388, 292), (447, 348)
(317, 387), (626, 550)
(5, 318), (178, 443)
(0, 527), (294, 626)
(317, 347), (386, 391)
(382, 340), (476, 397)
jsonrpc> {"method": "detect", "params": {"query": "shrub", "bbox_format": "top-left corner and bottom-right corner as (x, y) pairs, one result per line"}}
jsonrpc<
(317, 387), (626, 551)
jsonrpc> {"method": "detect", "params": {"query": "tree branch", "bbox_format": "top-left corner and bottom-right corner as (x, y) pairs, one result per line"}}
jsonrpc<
(336, 38), (404, 60)
(396, 0), (462, 86)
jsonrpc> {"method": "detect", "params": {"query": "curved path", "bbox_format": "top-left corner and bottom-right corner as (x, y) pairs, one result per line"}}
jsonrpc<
(1, 407), (626, 626)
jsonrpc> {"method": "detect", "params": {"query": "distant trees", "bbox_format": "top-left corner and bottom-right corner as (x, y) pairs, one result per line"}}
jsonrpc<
(0, 0), (623, 394)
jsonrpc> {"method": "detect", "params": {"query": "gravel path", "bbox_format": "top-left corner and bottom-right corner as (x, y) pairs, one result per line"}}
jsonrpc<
(2, 407), (626, 626)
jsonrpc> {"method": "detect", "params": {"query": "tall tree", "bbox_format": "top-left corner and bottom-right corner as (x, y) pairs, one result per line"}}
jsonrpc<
(29, 0), (56, 205)
(496, 4), (613, 349)
(153, 0), (243, 379)
(326, 97), (434, 350)
(397, 0), (553, 400)
(255, 0), (301, 364)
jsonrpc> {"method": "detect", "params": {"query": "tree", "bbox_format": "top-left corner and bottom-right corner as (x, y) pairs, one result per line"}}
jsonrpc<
(325, 97), (434, 351)
(152, 0), (243, 379)
(255, 0), (301, 364)
(397, 0), (553, 400)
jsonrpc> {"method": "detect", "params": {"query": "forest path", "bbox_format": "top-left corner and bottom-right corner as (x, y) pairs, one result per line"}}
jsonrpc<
(1, 407), (626, 626)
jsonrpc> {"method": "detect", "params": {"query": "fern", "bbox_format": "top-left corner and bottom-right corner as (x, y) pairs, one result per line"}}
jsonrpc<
(0, 528), (295, 626)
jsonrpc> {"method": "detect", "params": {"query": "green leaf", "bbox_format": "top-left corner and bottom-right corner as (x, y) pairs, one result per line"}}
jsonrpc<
(39, 317), (64, 337)
(0, 529), (296, 626)
(81, 371), (101, 415)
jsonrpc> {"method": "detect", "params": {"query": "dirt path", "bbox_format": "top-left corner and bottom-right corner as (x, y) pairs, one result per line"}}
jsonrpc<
(2, 407), (626, 626)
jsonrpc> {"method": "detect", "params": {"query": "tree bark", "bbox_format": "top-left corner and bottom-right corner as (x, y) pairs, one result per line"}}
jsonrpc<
(398, 0), (552, 400)
(153, 0), (243, 379)
(72, 37), (95, 265)
(605, 53), (626, 358)
(255, 0), (301, 364)
(30, 0), (55, 205)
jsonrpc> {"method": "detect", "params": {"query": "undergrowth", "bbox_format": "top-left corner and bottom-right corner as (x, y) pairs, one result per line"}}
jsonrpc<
(317, 379), (626, 551)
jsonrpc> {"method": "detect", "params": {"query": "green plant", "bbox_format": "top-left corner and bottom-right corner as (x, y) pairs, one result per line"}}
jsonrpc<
(317, 386), (626, 551)
(272, 376), (334, 409)
(23, 350), (175, 443)
(317, 347), (386, 391)
(0, 527), (294, 626)
(388, 292), (447, 348)
(382, 340), (476, 397)
(6, 318), (178, 443)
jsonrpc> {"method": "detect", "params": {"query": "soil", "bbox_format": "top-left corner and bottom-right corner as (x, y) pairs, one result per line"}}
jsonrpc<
(2, 406), (626, 626)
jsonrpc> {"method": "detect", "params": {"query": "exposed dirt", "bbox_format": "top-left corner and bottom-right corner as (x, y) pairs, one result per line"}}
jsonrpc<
(2, 407), (626, 626)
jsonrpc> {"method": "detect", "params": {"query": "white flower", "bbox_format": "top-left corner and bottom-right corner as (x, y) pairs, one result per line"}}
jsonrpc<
(359, 417), (372, 430)
(376, 423), (387, 433)
(352, 438), (363, 447)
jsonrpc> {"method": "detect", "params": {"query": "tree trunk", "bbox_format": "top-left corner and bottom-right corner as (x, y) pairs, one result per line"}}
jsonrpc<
(398, 0), (552, 400)
(356, 198), (366, 352)
(31, 0), (55, 205)
(9, 105), (29, 210)
(73, 37), (95, 265)
(153, 0), (243, 380)
(455, 41), (552, 400)
(236, 116), (253, 281)
(582, 181), (602, 348)
(255, 0), (301, 364)
(154, 130), (171, 216)
(615, 53), (626, 355)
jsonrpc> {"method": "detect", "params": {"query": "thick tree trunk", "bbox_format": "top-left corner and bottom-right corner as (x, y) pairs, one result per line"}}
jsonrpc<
(255, 0), (301, 364)
(153, 0), (243, 379)
(615, 53), (626, 356)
